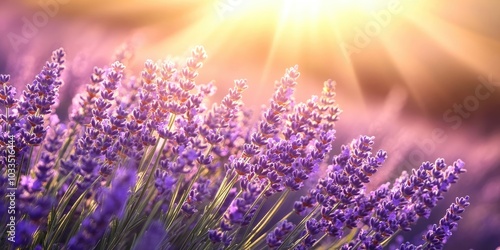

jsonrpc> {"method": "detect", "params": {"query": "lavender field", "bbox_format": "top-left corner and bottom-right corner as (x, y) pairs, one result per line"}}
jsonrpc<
(1, 1), (499, 249)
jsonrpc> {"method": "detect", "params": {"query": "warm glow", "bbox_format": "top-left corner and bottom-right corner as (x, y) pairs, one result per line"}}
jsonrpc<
(281, 0), (382, 16)
(220, 0), (413, 25)
(200, 0), (429, 104)
(18, 0), (494, 115)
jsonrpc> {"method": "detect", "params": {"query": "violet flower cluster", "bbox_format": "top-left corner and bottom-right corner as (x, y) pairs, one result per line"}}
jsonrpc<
(0, 47), (469, 250)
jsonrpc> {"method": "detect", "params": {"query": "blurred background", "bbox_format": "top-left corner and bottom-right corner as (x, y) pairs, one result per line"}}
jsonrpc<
(1, 0), (499, 248)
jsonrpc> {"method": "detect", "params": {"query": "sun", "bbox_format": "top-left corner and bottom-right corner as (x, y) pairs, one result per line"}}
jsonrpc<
(208, 1), (419, 67)
(229, 0), (393, 24)
(281, 0), (381, 15)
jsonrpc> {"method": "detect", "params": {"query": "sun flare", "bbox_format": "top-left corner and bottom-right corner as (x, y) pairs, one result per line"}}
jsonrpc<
(202, 0), (430, 105)
(40, 0), (492, 116)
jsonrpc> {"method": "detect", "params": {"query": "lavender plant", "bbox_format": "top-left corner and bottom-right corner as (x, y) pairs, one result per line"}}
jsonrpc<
(0, 47), (469, 250)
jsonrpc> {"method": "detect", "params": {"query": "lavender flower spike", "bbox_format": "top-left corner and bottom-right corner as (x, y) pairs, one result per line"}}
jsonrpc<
(422, 196), (470, 249)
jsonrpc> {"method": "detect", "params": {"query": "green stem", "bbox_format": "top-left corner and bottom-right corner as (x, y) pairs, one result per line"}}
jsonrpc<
(107, 139), (166, 249)
(243, 189), (291, 249)
(165, 143), (216, 231)
(178, 169), (237, 249)
(380, 229), (401, 247)
(289, 232), (309, 250)
(312, 233), (328, 248)
(45, 176), (101, 248)
(57, 126), (77, 163)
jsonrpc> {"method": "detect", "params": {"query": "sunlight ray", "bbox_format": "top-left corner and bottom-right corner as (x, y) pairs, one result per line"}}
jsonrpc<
(405, 9), (500, 75)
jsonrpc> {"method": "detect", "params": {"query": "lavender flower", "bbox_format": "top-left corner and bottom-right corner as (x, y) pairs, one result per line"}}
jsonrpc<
(267, 220), (295, 248)
(422, 196), (470, 249)
(132, 221), (167, 250)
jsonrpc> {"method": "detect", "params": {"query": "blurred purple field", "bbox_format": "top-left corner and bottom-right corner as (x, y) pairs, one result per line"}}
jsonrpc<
(1, 0), (500, 249)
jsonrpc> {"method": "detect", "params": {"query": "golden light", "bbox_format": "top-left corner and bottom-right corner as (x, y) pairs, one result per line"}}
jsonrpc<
(215, 0), (416, 26)
(205, 0), (431, 64)
(279, 0), (381, 18)
(196, 0), (430, 106)
(15, 0), (495, 115)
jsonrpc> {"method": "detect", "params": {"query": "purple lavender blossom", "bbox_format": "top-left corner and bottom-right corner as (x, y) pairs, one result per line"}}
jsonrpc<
(132, 221), (167, 250)
(267, 220), (294, 249)
(68, 169), (136, 250)
(422, 196), (470, 249)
